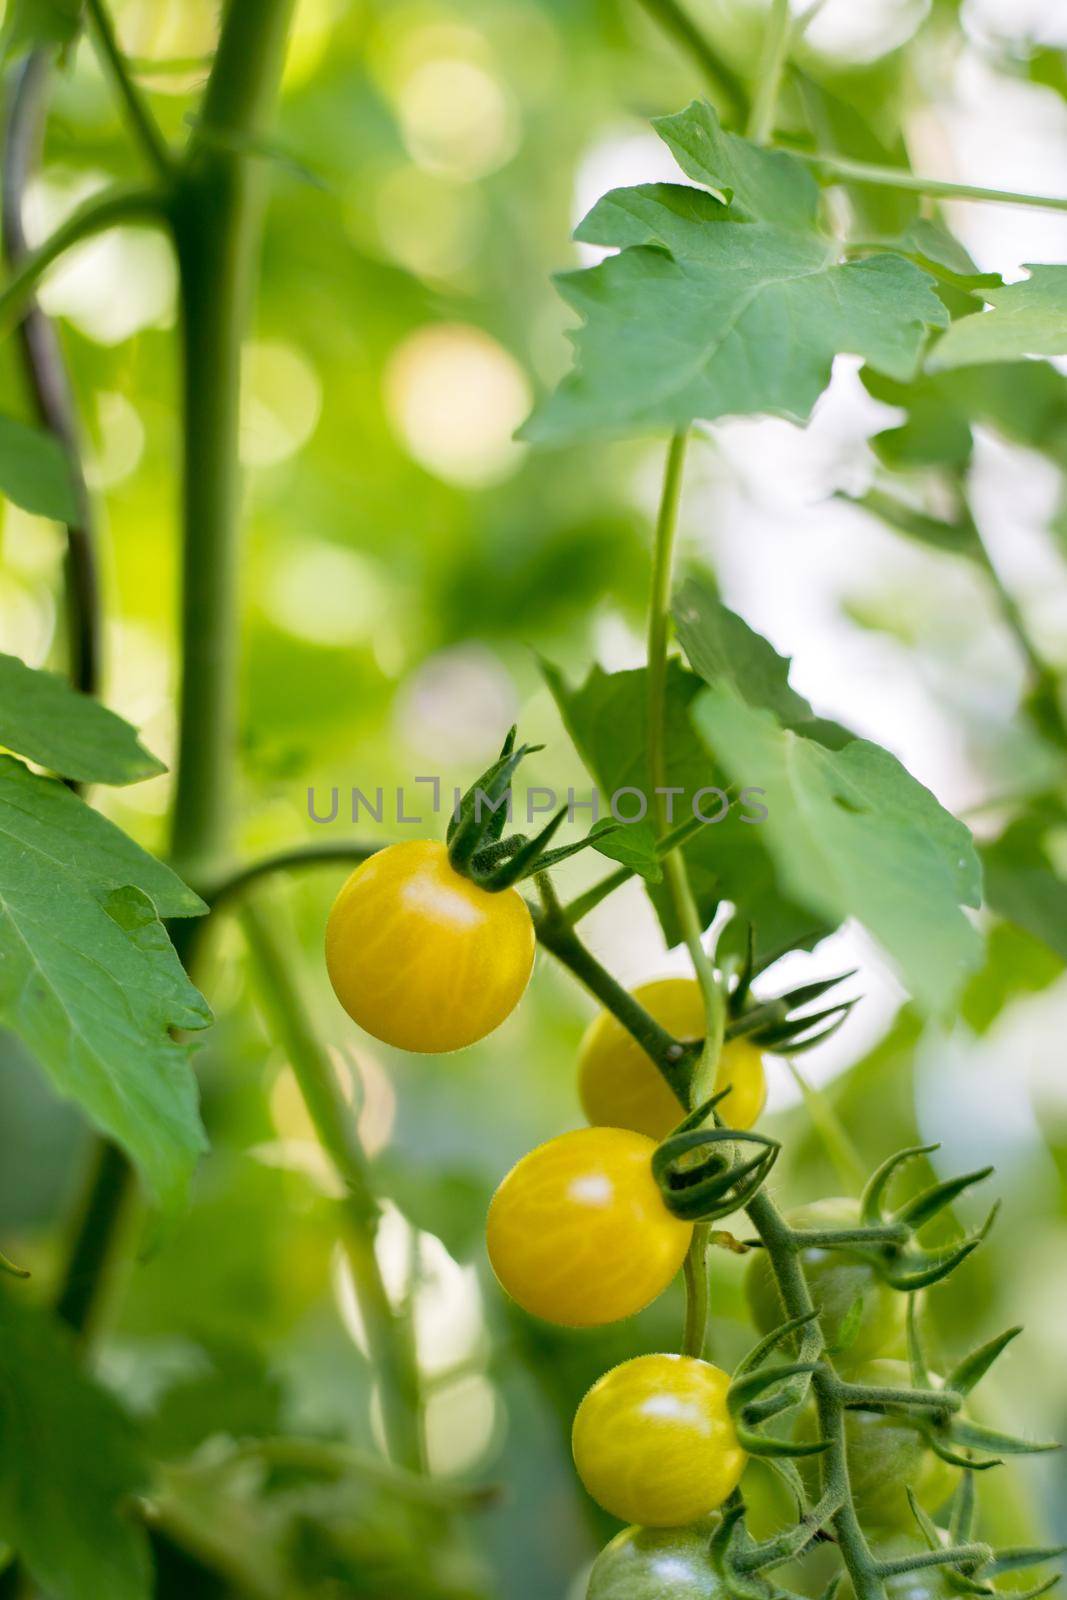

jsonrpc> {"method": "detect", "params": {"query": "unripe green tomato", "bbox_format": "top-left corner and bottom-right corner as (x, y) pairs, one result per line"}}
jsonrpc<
(745, 1198), (907, 1367)
(586, 1520), (724, 1599)
(798, 1361), (958, 1529)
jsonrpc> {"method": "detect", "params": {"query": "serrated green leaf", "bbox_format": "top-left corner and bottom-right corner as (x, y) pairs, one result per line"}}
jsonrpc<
(690, 687), (983, 1013)
(0, 654), (165, 785)
(522, 101), (946, 444)
(0, 757), (209, 1210)
(673, 577), (852, 743)
(653, 97), (820, 225)
(544, 657), (832, 961)
(929, 266), (1067, 371)
(863, 357), (1067, 469)
(0, 414), (79, 522)
(0, 1286), (151, 1600)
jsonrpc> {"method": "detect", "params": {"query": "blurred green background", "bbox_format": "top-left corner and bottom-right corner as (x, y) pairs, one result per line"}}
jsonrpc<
(1, 0), (1066, 1595)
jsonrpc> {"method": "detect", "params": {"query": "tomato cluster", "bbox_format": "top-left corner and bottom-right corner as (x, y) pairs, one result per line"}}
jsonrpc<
(325, 847), (955, 1560)
(484, 976), (768, 1529)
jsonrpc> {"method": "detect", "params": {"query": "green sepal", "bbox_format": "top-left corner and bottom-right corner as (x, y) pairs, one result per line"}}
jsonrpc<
(946, 1327), (1022, 1397)
(861, 1143), (939, 1223)
(894, 1166), (995, 1231)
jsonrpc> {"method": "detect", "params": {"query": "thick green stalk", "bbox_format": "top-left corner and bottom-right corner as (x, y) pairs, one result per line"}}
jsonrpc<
(169, 0), (297, 886)
(239, 898), (424, 1471)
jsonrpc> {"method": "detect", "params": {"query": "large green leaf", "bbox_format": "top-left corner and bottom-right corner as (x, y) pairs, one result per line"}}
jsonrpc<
(672, 577), (851, 745)
(0, 1287), (151, 1600)
(545, 657), (832, 961)
(690, 687), (983, 1013)
(0, 415), (79, 522)
(0, 653), (165, 786)
(928, 266), (1067, 371)
(0, 757), (209, 1210)
(522, 101), (946, 444)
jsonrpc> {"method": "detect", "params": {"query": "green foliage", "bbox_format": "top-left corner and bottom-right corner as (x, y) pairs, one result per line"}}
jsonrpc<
(544, 655), (828, 961)
(0, 0), (80, 62)
(0, 413), (79, 522)
(0, 1285), (151, 1600)
(0, 653), (165, 785)
(690, 689), (982, 1013)
(0, 756), (208, 1211)
(929, 267), (1067, 370)
(523, 102), (946, 443)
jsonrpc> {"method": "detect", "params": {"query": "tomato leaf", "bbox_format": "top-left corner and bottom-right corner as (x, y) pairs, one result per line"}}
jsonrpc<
(690, 688), (983, 1013)
(0, 414), (79, 522)
(672, 578), (852, 743)
(522, 100), (946, 444)
(929, 265), (1067, 370)
(0, 757), (209, 1211)
(0, 1286), (152, 1600)
(0, 653), (165, 785)
(544, 657), (832, 961)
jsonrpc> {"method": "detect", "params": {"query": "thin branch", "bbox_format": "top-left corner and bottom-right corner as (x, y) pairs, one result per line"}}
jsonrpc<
(203, 839), (381, 911)
(787, 147), (1067, 213)
(84, 0), (174, 180)
(2, 52), (100, 699)
(0, 182), (169, 330)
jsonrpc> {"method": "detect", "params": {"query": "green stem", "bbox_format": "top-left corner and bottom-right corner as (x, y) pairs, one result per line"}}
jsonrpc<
(747, 0), (791, 143)
(785, 1058), (867, 1195)
(534, 908), (693, 1105)
(787, 148), (1067, 214)
(2, 52), (101, 702)
(0, 184), (167, 330)
(682, 1222), (711, 1355)
(635, 0), (750, 122)
(168, 0), (297, 886)
(84, 0), (173, 179)
(746, 1188), (886, 1600)
(646, 433), (726, 1359)
(646, 430), (724, 1100)
(647, 430), (688, 837)
(203, 840), (381, 910)
(239, 897), (424, 1471)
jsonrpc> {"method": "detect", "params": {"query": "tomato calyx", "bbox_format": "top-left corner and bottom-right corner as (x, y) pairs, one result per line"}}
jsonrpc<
(446, 725), (616, 891)
(726, 966), (860, 1055)
(897, 1478), (1066, 1600)
(652, 1089), (780, 1221)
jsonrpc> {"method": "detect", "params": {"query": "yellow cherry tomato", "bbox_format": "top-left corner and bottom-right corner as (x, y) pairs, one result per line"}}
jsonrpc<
(578, 977), (767, 1139)
(324, 840), (534, 1053)
(486, 1127), (692, 1327)
(573, 1354), (746, 1526)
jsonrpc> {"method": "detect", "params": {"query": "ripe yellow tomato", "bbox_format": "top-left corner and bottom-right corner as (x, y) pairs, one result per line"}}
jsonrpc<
(324, 840), (535, 1053)
(486, 1127), (692, 1327)
(578, 977), (767, 1139)
(573, 1354), (746, 1526)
